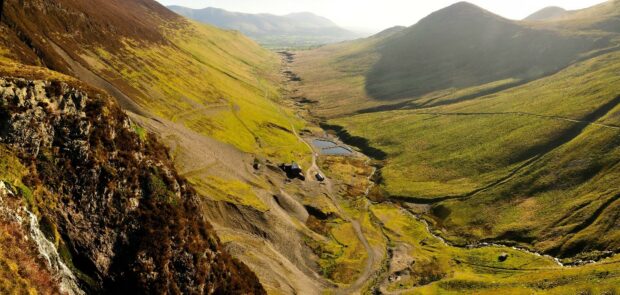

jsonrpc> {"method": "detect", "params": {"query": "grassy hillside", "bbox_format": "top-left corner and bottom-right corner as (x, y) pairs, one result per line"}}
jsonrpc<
(0, 0), (312, 213)
(365, 2), (610, 101)
(526, 0), (620, 33)
(371, 203), (620, 294)
(332, 52), (620, 198)
(291, 26), (406, 117)
(292, 0), (620, 265)
(292, 2), (617, 118)
(1, 0), (308, 162)
(330, 50), (620, 258)
(0, 1), (315, 292)
(89, 23), (308, 160)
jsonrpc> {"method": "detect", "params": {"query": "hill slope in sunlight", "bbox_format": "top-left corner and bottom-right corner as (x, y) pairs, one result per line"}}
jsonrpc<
(292, 2), (617, 117)
(1, 0), (307, 161)
(294, 0), (620, 264)
(526, 0), (620, 33)
(0, 0), (314, 292)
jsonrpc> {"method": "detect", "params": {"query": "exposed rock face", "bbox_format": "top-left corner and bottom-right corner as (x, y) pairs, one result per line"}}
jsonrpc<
(0, 77), (265, 294)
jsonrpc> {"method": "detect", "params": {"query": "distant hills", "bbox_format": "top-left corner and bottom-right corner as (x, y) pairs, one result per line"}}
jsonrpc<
(524, 6), (568, 21)
(168, 6), (364, 48)
(527, 0), (620, 33)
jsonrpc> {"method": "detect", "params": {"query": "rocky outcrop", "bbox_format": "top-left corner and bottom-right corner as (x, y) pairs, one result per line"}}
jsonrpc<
(0, 77), (265, 294)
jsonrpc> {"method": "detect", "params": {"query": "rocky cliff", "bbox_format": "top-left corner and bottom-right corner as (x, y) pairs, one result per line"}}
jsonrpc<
(0, 77), (265, 294)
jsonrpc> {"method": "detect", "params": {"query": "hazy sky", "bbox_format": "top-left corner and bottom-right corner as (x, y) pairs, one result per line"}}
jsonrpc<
(156, 0), (607, 32)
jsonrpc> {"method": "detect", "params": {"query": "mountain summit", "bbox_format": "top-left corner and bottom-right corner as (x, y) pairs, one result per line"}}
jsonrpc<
(524, 6), (568, 21)
(364, 1), (607, 100)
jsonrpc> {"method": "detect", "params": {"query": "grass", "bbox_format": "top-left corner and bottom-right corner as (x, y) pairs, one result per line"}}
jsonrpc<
(0, 146), (37, 210)
(328, 221), (368, 283)
(0, 147), (60, 294)
(131, 123), (147, 142)
(327, 51), (620, 256)
(299, 153), (386, 286)
(69, 20), (312, 213)
(371, 203), (620, 294)
(328, 51), (620, 198)
(189, 175), (269, 212)
(83, 22), (309, 163)
(291, 30), (397, 118)
(317, 156), (375, 198)
(0, 223), (59, 295)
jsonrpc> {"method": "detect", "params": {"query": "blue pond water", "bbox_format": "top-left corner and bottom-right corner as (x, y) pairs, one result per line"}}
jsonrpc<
(322, 146), (353, 156)
(312, 139), (353, 156)
(312, 139), (337, 148)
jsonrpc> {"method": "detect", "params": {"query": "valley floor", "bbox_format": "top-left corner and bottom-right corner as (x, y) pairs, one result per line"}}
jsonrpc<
(282, 51), (620, 294)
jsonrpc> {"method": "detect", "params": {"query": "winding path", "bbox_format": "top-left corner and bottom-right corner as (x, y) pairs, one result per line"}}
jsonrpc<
(413, 109), (620, 130)
(290, 116), (378, 294)
(277, 54), (379, 294)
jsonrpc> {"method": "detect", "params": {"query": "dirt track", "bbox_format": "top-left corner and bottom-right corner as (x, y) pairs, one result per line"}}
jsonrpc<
(281, 78), (380, 294)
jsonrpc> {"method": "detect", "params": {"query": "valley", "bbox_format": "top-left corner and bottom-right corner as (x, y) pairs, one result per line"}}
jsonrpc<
(281, 49), (620, 293)
(0, 0), (618, 294)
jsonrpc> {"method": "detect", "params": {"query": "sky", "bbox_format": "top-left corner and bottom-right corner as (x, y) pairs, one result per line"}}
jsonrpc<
(155, 0), (607, 32)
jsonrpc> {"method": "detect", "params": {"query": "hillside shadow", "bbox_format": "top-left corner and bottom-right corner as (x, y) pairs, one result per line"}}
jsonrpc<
(319, 123), (387, 160)
(363, 4), (610, 102)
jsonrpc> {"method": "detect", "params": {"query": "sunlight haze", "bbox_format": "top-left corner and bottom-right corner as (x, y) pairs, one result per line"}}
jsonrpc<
(156, 0), (608, 32)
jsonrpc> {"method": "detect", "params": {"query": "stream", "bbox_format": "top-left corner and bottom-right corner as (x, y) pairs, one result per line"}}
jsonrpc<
(0, 181), (84, 295)
(398, 206), (618, 268)
(279, 51), (617, 294)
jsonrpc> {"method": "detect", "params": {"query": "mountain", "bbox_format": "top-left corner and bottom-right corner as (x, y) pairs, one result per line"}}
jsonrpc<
(365, 2), (610, 100)
(524, 6), (568, 21)
(0, 73), (264, 294)
(526, 0), (620, 33)
(292, 1), (620, 292)
(0, 0), (316, 292)
(0, 0), (283, 293)
(292, 2), (614, 116)
(0, 0), (384, 293)
(2, 0), (620, 293)
(167, 6), (363, 48)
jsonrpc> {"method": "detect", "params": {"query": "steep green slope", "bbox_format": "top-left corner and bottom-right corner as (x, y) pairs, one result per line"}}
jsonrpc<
(0, 0), (312, 217)
(293, 2), (617, 118)
(333, 52), (620, 198)
(0, 0), (308, 163)
(331, 50), (620, 259)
